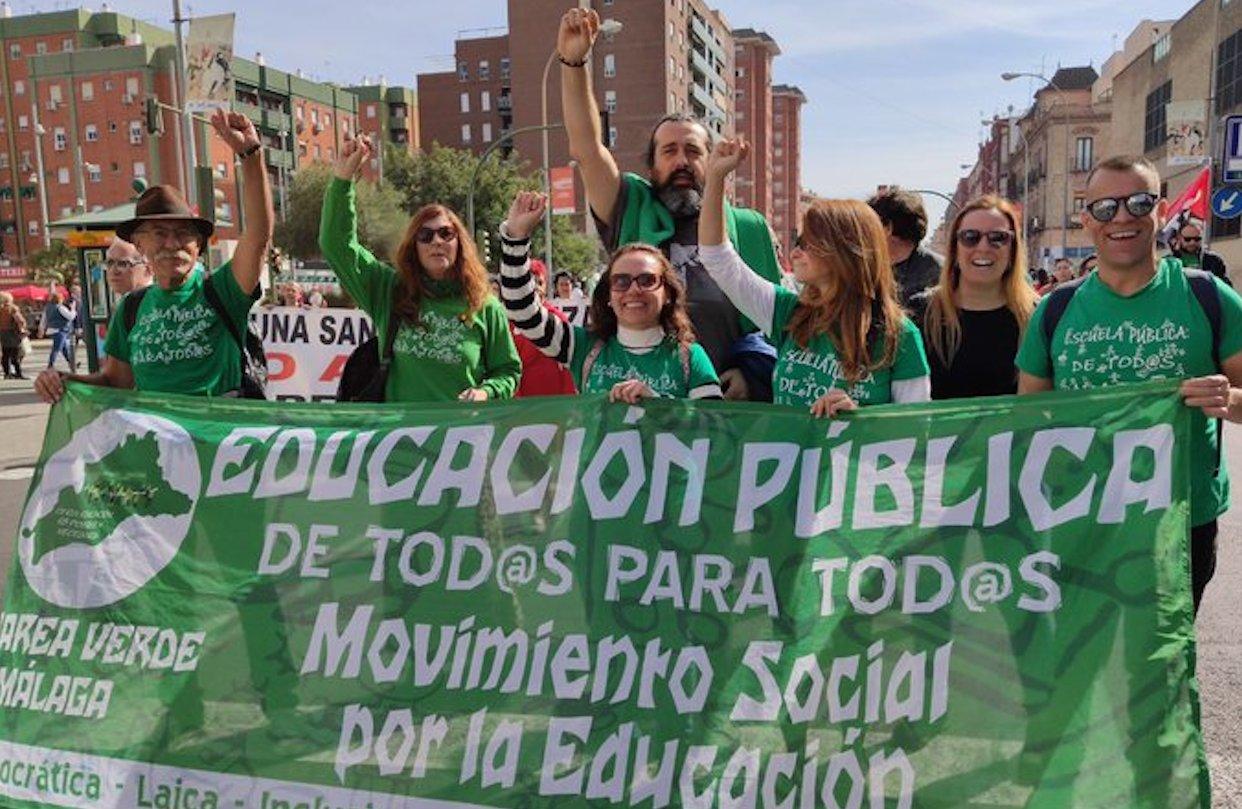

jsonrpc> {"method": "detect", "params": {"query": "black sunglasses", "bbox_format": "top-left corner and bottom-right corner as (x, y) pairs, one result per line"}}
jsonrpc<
(609, 272), (664, 292)
(1084, 192), (1157, 223)
(416, 225), (458, 244)
(956, 229), (1013, 248)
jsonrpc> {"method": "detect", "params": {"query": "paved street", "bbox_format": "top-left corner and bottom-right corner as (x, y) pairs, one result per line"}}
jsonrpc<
(0, 376), (1238, 803)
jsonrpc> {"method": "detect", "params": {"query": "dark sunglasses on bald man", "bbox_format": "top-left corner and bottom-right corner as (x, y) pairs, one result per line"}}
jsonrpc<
(956, 229), (1013, 248)
(1085, 192), (1157, 223)
(416, 225), (458, 244)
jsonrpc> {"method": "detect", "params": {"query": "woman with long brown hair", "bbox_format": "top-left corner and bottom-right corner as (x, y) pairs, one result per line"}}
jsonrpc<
(910, 195), (1037, 399)
(320, 136), (520, 402)
(499, 191), (720, 402)
(699, 140), (929, 416)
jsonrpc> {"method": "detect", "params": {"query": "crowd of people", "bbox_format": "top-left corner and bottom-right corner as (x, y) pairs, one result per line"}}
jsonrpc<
(24, 8), (1242, 615)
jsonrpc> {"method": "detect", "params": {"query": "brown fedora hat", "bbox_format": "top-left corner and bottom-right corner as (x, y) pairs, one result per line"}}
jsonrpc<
(116, 184), (214, 243)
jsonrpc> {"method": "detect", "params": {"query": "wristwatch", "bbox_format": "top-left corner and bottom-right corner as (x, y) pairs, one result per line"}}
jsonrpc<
(239, 143), (262, 160)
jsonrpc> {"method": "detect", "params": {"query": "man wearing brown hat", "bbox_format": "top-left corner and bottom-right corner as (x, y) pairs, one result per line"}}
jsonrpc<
(34, 110), (273, 402)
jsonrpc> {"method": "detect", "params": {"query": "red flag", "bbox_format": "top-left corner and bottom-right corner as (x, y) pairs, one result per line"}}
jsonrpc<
(1163, 168), (1210, 225)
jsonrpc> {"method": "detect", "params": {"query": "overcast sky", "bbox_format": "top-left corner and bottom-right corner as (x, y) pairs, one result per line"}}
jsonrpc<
(22, 0), (1195, 224)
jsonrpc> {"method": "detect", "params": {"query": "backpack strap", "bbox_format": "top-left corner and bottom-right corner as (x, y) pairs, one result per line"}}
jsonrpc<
(1185, 269), (1222, 368)
(202, 274), (246, 353)
(122, 287), (150, 332)
(581, 339), (606, 386)
(1040, 276), (1087, 346)
(379, 311), (400, 367)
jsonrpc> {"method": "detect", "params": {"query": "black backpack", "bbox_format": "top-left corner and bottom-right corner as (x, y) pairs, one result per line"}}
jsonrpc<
(336, 313), (399, 402)
(123, 275), (269, 399)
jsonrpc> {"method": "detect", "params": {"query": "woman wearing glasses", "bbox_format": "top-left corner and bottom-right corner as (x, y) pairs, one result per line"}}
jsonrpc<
(499, 191), (720, 402)
(909, 195), (1038, 399)
(698, 139), (929, 417)
(320, 135), (520, 402)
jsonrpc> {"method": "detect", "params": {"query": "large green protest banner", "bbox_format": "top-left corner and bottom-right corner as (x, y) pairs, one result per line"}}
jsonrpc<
(0, 381), (1206, 808)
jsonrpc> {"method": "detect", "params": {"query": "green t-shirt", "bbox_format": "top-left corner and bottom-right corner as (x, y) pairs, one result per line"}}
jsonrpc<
(319, 178), (520, 402)
(767, 285), (929, 408)
(103, 262), (254, 396)
(567, 326), (719, 398)
(1016, 257), (1242, 526)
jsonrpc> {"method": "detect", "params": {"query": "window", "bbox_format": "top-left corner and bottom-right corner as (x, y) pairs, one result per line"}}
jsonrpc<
(104, 80), (114, 91)
(35, 42), (47, 55)
(481, 91), (490, 112)
(8, 44), (19, 59)
(736, 67), (746, 78)
(88, 165), (101, 183)
(1217, 29), (1242, 114)
(125, 77), (139, 98)
(605, 90), (617, 113)
(13, 80), (23, 96)
(49, 84), (63, 106)
(1144, 80), (1172, 152)
(62, 38), (73, 52)
(53, 128), (66, 151)
(669, 56), (676, 76)
(0, 153), (7, 169)
(17, 115), (27, 131)
(608, 126), (618, 147)
(479, 60), (490, 80)
(604, 54), (616, 78)
(85, 124), (98, 142)
(57, 167), (69, 185)
(462, 124), (472, 144)
(108, 121), (117, 133)
(500, 58), (511, 79)
(1073, 196), (1085, 213)
(482, 122), (492, 142)
(81, 81), (93, 101)
(1153, 33), (1171, 62)
(129, 120), (143, 145)
(27, 220), (38, 236)
(669, 91), (676, 111)
(109, 161), (117, 172)
(460, 92), (470, 113)
(458, 61), (468, 81)
(1074, 136), (1093, 171)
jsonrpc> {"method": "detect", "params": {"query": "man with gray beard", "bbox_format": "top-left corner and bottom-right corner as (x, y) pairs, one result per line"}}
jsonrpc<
(557, 7), (782, 400)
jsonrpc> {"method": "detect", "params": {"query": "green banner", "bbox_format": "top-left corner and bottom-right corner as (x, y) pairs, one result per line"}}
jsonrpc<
(0, 381), (1206, 808)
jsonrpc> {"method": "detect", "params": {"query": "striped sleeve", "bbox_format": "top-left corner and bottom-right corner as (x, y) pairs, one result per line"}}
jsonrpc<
(498, 224), (575, 365)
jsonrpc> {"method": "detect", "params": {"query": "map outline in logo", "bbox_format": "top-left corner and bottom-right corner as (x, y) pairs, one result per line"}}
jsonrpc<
(18, 409), (201, 609)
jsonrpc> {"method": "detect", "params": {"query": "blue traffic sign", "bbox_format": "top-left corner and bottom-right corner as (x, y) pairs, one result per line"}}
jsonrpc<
(1225, 115), (1242, 184)
(1212, 185), (1242, 220)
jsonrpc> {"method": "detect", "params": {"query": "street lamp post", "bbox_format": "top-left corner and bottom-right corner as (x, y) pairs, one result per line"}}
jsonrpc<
(467, 123), (565, 237)
(29, 109), (51, 249)
(541, 18), (623, 272)
(1003, 71), (1072, 261)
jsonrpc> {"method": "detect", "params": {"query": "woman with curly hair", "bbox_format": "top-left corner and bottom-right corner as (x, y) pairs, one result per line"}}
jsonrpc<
(908, 195), (1037, 399)
(320, 135), (520, 402)
(698, 139), (929, 416)
(499, 191), (720, 402)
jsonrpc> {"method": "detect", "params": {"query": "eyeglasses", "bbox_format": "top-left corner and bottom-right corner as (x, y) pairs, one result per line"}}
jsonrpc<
(105, 258), (145, 270)
(609, 272), (664, 292)
(1180, 236), (1203, 243)
(956, 229), (1013, 248)
(135, 225), (199, 243)
(416, 225), (458, 244)
(1084, 192), (1157, 222)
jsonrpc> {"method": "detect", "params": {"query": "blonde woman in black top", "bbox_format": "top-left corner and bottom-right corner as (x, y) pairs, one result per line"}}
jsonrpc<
(910, 195), (1037, 399)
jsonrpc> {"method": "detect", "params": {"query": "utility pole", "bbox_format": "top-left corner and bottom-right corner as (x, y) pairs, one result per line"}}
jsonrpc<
(171, 0), (197, 202)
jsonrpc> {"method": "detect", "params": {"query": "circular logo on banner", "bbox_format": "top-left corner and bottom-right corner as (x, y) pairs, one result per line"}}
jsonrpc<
(18, 409), (201, 609)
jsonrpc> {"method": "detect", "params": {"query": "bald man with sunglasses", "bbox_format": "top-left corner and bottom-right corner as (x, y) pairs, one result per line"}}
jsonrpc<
(1017, 154), (1242, 614)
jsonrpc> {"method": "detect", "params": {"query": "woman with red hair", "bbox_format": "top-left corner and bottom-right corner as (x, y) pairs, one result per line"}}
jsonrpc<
(320, 136), (520, 402)
(699, 139), (929, 416)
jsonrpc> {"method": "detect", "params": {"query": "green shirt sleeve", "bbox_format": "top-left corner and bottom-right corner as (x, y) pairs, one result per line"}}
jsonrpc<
(686, 343), (720, 390)
(1216, 276), (1242, 362)
(318, 177), (396, 317)
(478, 298), (521, 400)
(890, 316), (931, 381)
(567, 325), (594, 389)
(769, 285), (801, 338)
(1015, 297), (1054, 379)
(102, 298), (131, 362)
(208, 261), (257, 331)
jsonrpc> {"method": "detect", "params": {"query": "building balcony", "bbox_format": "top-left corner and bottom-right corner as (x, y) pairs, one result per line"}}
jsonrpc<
(262, 109), (292, 132)
(497, 96), (512, 112)
(265, 149), (294, 170)
(234, 101), (263, 124)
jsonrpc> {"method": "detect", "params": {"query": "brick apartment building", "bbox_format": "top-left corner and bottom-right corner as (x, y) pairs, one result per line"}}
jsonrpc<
(770, 83), (804, 260)
(732, 28), (778, 220)
(417, 32), (511, 155)
(347, 81), (420, 180)
(0, 8), (413, 263)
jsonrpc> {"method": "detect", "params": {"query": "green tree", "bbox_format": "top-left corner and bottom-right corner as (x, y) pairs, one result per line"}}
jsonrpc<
(274, 162), (406, 261)
(26, 241), (76, 287)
